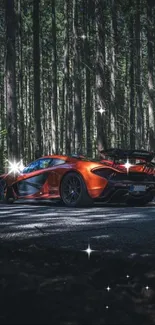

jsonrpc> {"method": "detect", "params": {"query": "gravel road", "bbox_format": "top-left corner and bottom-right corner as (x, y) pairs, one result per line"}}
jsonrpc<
(0, 200), (155, 257)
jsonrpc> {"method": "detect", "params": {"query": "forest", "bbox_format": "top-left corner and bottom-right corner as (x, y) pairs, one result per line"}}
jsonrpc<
(0, 0), (155, 167)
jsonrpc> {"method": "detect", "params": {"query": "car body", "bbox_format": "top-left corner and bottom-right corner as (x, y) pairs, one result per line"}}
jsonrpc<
(1, 150), (155, 207)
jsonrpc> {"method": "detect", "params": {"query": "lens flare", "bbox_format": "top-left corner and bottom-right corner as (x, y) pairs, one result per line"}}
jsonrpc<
(82, 244), (96, 259)
(122, 159), (133, 173)
(6, 159), (25, 176)
(96, 107), (106, 116)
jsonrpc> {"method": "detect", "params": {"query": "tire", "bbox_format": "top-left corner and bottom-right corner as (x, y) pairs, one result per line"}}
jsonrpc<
(60, 172), (93, 207)
(4, 187), (15, 204)
(0, 179), (6, 203)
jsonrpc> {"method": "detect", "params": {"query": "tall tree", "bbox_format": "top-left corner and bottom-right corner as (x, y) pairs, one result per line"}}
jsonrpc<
(5, 0), (18, 160)
(51, 0), (58, 153)
(95, 0), (107, 151)
(61, 0), (69, 153)
(129, 2), (135, 148)
(2, 0), (155, 164)
(110, 0), (116, 147)
(135, 0), (143, 147)
(83, 0), (92, 156)
(33, 0), (42, 157)
(73, 0), (83, 153)
(0, 1), (5, 169)
(17, 0), (24, 159)
(147, 0), (155, 150)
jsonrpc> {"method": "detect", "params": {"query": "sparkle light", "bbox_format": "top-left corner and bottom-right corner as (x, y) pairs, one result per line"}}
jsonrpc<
(106, 286), (111, 292)
(96, 108), (106, 116)
(122, 158), (133, 173)
(82, 244), (96, 259)
(106, 306), (109, 309)
(145, 286), (149, 290)
(126, 275), (130, 278)
(81, 34), (86, 39)
(6, 159), (25, 176)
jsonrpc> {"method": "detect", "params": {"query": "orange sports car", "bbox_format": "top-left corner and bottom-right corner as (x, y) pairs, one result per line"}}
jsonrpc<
(1, 150), (155, 207)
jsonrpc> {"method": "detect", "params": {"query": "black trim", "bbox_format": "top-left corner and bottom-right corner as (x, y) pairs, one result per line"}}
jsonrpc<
(13, 173), (48, 196)
(100, 148), (155, 162)
(97, 181), (155, 203)
(92, 168), (155, 182)
(110, 172), (155, 182)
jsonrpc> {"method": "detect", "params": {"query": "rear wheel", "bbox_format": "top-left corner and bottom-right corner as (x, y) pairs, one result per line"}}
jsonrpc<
(60, 172), (93, 207)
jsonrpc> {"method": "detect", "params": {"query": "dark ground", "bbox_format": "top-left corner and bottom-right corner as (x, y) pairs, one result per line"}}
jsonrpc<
(1, 202), (155, 324)
(0, 241), (155, 324)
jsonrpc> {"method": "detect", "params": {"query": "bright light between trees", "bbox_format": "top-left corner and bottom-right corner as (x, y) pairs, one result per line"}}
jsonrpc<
(6, 159), (25, 176)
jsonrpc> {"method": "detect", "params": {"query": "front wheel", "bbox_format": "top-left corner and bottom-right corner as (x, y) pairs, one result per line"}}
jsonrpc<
(60, 172), (93, 207)
(4, 187), (15, 204)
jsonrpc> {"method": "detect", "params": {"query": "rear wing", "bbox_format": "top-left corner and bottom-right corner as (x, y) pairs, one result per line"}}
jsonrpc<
(100, 148), (155, 162)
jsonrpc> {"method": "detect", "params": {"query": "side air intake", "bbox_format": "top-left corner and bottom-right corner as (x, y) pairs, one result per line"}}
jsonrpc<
(92, 168), (114, 179)
(92, 169), (155, 182)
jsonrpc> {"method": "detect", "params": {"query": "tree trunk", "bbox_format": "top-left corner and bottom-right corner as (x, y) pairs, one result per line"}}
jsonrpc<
(51, 0), (58, 153)
(110, 0), (116, 147)
(147, 0), (155, 150)
(18, 0), (24, 159)
(83, 0), (92, 156)
(62, 0), (70, 154)
(5, 0), (18, 160)
(73, 0), (83, 153)
(129, 4), (135, 149)
(33, 0), (42, 156)
(95, 0), (107, 151)
(135, 0), (143, 148)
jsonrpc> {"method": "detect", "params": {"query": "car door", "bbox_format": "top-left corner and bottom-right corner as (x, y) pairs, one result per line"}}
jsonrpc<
(16, 159), (53, 197)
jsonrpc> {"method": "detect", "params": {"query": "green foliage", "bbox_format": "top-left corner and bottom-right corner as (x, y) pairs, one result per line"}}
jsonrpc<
(0, 129), (7, 137)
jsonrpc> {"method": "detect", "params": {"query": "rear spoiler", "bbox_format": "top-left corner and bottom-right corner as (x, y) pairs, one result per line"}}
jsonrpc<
(100, 148), (155, 162)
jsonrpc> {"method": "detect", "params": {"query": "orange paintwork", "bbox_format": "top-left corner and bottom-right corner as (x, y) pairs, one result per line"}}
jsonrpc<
(100, 159), (154, 173)
(1, 154), (155, 201)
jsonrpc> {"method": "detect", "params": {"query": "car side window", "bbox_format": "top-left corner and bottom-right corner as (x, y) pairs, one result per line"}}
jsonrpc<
(50, 159), (66, 166)
(39, 158), (53, 169)
(22, 158), (53, 174)
(22, 160), (40, 173)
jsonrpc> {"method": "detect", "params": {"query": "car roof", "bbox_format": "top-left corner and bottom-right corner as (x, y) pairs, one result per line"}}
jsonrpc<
(35, 155), (90, 162)
(35, 155), (102, 164)
(36, 155), (68, 160)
